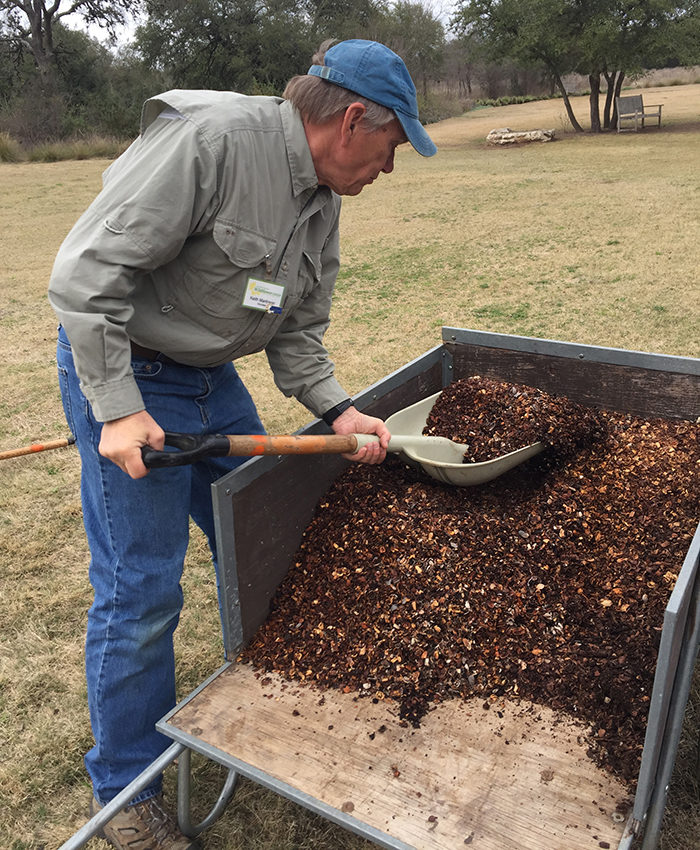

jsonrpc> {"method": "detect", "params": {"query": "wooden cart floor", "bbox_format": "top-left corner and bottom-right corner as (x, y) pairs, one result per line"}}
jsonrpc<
(164, 663), (631, 850)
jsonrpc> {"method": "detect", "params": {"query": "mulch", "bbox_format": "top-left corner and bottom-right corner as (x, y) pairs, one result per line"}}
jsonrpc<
(241, 377), (699, 787)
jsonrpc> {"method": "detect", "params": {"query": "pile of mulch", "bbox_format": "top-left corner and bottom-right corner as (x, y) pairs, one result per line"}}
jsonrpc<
(423, 375), (607, 461)
(240, 378), (699, 786)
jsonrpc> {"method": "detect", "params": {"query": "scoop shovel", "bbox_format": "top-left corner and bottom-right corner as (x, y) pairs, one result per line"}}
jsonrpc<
(141, 391), (544, 486)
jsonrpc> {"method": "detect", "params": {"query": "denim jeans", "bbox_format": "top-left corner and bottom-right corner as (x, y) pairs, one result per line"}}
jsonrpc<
(56, 326), (265, 805)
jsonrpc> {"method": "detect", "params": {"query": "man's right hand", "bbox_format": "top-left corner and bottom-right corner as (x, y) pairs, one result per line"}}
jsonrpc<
(99, 411), (165, 479)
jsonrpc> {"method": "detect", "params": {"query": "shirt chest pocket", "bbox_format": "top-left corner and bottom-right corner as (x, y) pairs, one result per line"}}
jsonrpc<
(181, 222), (277, 320)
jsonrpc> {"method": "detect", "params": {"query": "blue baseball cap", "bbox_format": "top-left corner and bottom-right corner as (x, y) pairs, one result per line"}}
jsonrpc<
(307, 39), (437, 158)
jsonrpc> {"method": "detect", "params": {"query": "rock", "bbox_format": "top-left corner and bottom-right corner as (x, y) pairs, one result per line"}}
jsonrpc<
(487, 128), (556, 145)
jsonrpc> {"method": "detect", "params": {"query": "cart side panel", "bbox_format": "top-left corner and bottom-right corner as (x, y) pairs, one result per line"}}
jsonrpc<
(633, 526), (700, 822)
(443, 329), (699, 420)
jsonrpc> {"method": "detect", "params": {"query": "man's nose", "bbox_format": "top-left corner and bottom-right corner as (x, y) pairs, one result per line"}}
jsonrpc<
(382, 150), (395, 174)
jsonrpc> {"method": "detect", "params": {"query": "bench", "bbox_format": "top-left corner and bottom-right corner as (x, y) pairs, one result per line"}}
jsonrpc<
(616, 94), (663, 132)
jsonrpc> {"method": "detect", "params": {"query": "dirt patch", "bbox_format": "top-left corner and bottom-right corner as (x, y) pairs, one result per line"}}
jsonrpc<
(241, 378), (699, 788)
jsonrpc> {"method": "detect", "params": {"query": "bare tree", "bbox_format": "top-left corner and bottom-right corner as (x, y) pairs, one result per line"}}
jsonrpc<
(0, 0), (140, 83)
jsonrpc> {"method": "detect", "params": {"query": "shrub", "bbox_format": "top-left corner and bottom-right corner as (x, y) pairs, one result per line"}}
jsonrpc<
(417, 91), (468, 125)
(0, 132), (25, 163)
(27, 135), (130, 162)
(474, 94), (555, 108)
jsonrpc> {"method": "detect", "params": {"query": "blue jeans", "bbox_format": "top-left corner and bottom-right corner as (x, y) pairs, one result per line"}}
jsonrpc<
(56, 327), (265, 805)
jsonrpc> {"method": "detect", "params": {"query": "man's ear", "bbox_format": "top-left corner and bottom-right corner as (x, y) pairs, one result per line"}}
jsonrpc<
(340, 102), (368, 145)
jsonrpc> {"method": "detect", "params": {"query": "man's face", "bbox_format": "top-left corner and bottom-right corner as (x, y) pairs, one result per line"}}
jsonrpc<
(320, 117), (407, 196)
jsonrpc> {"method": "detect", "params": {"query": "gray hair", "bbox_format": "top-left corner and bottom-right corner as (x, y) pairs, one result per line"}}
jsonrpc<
(284, 39), (396, 131)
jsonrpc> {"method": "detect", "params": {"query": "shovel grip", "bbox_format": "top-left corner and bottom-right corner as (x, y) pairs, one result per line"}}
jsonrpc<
(141, 432), (367, 468)
(141, 433), (232, 468)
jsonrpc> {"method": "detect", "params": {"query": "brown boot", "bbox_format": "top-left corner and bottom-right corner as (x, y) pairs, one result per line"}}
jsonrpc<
(90, 795), (196, 849)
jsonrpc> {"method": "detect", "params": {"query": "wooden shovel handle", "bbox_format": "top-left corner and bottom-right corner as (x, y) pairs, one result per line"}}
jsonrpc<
(141, 432), (368, 468)
(225, 434), (360, 456)
(0, 436), (75, 460)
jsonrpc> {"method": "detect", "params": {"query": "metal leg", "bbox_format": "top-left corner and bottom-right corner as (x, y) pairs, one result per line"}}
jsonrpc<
(177, 746), (239, 838)
(58, 742), (186, 850)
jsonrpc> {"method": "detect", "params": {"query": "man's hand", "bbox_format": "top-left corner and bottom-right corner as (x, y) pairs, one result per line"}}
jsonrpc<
(99, 411), (165, 479)
(331, 406), (390, 465)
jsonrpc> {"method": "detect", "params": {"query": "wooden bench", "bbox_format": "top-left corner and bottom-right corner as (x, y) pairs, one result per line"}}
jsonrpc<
(616, 94), (663, 132)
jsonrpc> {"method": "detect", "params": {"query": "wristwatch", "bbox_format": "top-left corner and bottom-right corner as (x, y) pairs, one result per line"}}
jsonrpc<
(322, 398), (354, 426)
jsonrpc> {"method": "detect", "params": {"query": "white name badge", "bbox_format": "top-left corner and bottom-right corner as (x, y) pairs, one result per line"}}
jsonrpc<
(242, 277), (285, 314)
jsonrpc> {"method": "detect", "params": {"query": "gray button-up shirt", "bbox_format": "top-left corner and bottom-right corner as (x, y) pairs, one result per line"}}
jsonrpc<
(49, 91), (349, 423)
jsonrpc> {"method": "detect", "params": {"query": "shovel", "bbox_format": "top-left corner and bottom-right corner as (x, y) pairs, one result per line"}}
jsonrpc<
(141, 391), (544, 486)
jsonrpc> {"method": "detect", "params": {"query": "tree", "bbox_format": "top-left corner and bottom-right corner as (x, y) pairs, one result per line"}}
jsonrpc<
(559, 0), (700, 130)
(305, 0), (384, 43)
(374, 1), (445, 98)
(453, 0), (586, 130)
(0, 0), (141, 85)
(136, 0), (313, 93)
(452, 0), (700, 132)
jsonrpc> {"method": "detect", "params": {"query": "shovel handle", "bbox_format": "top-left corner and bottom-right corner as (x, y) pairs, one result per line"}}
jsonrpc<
(0, 435), (75, 460)
(141, 432), (376, 468)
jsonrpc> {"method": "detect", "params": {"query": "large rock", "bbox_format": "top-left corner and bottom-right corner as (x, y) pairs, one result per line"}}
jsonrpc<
(487, 127), (556, 145)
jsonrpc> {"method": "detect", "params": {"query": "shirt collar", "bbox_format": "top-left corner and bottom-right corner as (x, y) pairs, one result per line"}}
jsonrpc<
(280, 99), (326, 198)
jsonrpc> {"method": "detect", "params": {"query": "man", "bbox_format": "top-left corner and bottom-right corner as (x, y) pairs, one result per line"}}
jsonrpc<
(49, 38), (436, 848)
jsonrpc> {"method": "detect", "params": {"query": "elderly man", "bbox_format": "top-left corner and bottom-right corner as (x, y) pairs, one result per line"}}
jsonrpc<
(49, 38), (436, 848)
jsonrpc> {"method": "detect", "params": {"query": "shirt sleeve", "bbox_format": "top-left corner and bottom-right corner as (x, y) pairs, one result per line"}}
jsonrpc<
(264, 214), (350, 418)
(48, 112), (219, 422)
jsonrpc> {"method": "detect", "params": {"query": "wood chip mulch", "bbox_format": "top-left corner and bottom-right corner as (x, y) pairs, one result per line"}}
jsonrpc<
(240, 377), (699, 787)
(423, 374), (607, 461)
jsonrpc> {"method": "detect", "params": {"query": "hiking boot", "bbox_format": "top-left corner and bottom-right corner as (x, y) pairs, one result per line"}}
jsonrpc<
(90, 794), (196, 849)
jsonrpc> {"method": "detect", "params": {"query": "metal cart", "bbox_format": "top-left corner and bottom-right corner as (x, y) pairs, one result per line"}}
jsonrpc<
(61, 328), (700, 850)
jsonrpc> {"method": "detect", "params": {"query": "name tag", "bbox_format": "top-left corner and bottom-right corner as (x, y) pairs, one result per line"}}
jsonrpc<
(242, 277), (285, 313)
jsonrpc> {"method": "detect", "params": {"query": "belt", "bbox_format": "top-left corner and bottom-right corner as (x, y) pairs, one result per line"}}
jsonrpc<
(130, 341), (180, 365)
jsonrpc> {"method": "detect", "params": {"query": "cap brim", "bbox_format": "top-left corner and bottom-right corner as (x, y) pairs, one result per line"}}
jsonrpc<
(396, 112), (437, 157)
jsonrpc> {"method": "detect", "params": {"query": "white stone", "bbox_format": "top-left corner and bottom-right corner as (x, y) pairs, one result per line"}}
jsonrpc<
(486, 128), (556, 145)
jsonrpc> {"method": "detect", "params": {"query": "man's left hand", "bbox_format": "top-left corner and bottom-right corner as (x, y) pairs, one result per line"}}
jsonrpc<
(331, 406), (390, 464)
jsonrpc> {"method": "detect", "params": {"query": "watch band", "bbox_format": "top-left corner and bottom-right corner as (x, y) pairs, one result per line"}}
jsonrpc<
(322, 399), (354, 426)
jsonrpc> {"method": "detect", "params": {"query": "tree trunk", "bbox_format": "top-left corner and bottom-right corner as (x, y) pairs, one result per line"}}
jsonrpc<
(551, 70), (584, 132)
(602, 70), (615, 129)
(611, 71), (626, 129)
(25, 1), (56, 85)
(589, 73), (601, 133)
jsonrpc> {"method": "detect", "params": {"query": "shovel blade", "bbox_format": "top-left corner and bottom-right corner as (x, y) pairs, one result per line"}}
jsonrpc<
(385, 391), (545, 486)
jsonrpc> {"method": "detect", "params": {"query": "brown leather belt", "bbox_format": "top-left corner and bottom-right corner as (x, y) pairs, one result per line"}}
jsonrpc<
(130, 341), (180, 365)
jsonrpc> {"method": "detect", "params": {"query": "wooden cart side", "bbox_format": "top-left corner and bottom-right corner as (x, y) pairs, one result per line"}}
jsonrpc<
(442, 327), (700, 420)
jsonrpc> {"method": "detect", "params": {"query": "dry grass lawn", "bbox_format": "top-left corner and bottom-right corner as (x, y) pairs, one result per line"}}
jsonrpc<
(0, 86), (698, 849)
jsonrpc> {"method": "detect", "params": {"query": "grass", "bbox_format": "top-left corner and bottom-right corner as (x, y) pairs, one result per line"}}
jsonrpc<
(0, 131), (25, 163)
(26, 136), (130, 163)
(0, 84), (698, 849)
(0, 134), (129, 163)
